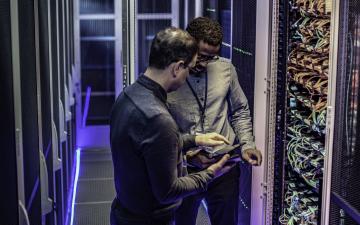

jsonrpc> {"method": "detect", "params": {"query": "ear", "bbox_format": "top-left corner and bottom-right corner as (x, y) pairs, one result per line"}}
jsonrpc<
(172, 61), (184, 78)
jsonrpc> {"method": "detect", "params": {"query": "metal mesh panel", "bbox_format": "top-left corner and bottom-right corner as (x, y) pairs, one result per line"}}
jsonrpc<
(331, 204), (360, 225)
(74, 203), (112, 225)
(330, 0), (360, 224)
(232, 0), (256, 114)
(74, 148), (115, 225)
(76, 179), (115, 203)
(79, 161), (114, 179)
(230, 2), (258, 224)
(196, 204), (211, 225)
(81, 150), (112, 162)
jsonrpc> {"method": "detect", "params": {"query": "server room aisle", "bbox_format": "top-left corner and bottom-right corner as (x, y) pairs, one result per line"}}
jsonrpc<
(71, 147), (211, 225)
(73, 148), (115, 225)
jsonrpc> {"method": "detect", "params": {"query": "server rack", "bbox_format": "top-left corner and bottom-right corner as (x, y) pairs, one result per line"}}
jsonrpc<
(269, 0), (332, 224)
(0, 0), (22, 223)
(18, 1), (42, 224)
(38, 0), (58, 224)
(0, 0), (76, 224)
(328, 0), (360, 224)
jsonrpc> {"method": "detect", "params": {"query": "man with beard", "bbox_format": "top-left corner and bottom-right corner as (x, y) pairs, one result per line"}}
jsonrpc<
(110, 27), (234, 225)
(168, 17), (263, 225)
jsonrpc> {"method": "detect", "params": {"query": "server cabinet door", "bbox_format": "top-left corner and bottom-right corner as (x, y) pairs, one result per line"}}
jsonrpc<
(0, 0), (21, 223)
(328, 0), (360, 224)
(17, 1), (45, 224)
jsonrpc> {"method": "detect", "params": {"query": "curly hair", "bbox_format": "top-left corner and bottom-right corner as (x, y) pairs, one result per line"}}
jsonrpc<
(186, 17), (223, 46)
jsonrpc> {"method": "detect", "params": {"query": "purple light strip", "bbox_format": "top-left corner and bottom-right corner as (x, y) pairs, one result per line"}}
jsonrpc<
(82, 86), (91, 127)
(45, 141), (51, 159)
(27, 178), (39, 212)
(202, 200), (208, 212)
(70, 149), (81, 225)
(65, 148), (81, 225)
(65, 148), (79, 225)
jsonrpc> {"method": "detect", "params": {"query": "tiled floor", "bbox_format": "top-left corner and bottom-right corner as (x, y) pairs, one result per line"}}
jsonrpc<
(74, 148), (115, 225)
(72, 148), (212, 225)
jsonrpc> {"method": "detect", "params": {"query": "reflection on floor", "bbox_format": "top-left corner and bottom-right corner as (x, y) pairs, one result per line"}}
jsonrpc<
(73, 148), (115, 225)
(72, 148), (211, 225)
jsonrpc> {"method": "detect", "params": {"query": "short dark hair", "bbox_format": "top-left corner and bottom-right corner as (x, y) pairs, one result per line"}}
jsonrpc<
(186, 17), (223, 46)
(148, 27), (198, 70)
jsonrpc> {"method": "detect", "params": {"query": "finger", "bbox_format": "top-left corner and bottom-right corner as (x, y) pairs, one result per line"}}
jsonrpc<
(215, 154), (230, 167)
(187, 149), (201, 157)
(249, 159), (257, 165)
(207, 140), (225, 146)
(212, 134), (230, 144)
(242, 152), (251, 162)
(251, 151), (262, 166)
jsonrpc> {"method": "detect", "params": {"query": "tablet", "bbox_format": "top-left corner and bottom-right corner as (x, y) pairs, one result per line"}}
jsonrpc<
(201, 144), (241, 158)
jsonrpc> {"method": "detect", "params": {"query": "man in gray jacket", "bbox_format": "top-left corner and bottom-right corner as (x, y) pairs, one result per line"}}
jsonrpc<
(110, 27), (233, 225)
(168, 17), (262, 225)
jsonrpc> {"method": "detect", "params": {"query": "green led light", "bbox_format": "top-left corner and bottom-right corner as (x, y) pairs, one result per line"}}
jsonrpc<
(232, 47), (253, 56)
(206, 8), (216, 12)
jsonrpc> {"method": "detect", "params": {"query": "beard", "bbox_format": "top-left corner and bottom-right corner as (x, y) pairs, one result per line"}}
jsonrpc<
(190, 63), (207, 75)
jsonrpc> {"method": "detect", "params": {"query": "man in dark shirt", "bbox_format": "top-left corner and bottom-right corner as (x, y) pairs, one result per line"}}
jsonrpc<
(110, 27), (232, 225)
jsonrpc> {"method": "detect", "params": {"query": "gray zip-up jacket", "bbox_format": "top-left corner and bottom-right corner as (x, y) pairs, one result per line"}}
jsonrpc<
(168, 57), (256, 153)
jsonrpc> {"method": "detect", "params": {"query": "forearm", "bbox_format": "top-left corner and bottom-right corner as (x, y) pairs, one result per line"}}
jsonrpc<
(230, 113), (256, 151)
(156, 170), (214, 204)
(181, 134), (196, 152)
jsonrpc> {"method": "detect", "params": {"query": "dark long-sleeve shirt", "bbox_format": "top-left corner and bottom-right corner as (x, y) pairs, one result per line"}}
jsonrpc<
(110, 75), (214, 218)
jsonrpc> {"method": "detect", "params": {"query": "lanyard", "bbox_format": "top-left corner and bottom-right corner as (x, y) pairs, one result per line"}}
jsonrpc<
(186, 73), (208, 131)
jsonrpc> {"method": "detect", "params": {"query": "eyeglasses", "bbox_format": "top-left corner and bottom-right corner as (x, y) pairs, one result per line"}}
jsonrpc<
(180, 63), (193, 70)
(197, 54), (219, 63)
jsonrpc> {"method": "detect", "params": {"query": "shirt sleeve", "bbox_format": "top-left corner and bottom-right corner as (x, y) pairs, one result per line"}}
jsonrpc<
(141, 115), (214, 205)
(180, 134), (196, 152)
(227, 64), (256, 152)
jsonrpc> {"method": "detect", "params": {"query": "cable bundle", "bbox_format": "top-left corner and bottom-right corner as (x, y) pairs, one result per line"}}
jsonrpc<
(279, 180), (319, 225)
(287, 122), (324, 189)
(279, 0), (330, 223)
